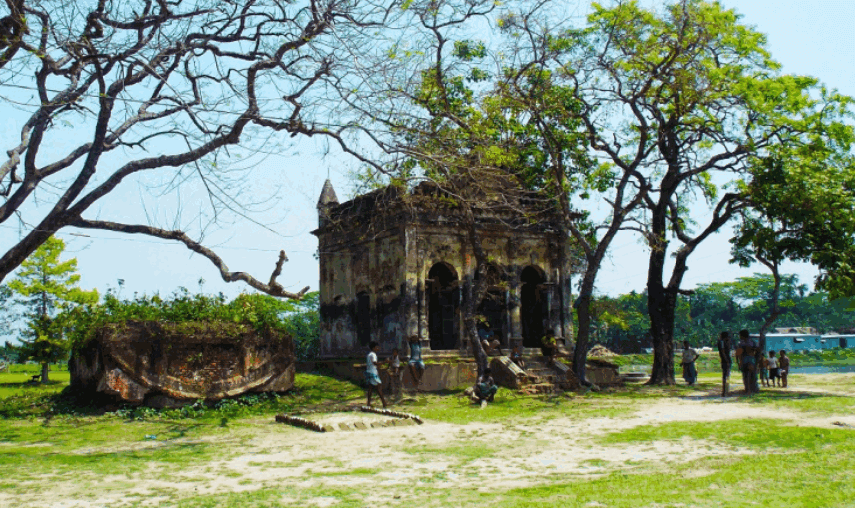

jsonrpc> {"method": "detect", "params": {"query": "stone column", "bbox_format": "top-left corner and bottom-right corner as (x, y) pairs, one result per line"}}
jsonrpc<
(508, 275), (523, 350)
(503, 288), (512, 349)
(403, 227), (420, 350)
(458, 280), (467, 352)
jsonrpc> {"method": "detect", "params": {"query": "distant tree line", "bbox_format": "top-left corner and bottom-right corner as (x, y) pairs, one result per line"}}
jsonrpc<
(584, 274), (855, 354)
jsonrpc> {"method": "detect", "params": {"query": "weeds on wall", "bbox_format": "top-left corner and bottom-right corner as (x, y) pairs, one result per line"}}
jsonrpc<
(58, 288), (319, 359)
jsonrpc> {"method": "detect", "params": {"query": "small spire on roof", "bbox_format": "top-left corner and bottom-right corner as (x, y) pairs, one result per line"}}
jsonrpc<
(317, 179), (339, 208)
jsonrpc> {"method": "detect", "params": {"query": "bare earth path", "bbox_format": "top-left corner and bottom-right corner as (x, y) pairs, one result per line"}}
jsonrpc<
(22, 376), (855, 508)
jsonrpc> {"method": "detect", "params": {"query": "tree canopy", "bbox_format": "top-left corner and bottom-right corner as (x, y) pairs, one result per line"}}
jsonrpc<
(550, 0), (855, 383)
(0, 0), (402, 298)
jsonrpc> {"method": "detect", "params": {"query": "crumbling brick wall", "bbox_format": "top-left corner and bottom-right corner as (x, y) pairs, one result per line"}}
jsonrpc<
(69, 321), (295, 407)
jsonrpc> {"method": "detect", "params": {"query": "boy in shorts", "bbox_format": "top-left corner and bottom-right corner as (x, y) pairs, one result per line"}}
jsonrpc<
(759, 352), (769, 387)
(407, 336), (425, 391)
(767, 350), (780, 387)
(365, 341), (387, 408)
(389, 347), (404, 401)
(779, 350), (790, 388)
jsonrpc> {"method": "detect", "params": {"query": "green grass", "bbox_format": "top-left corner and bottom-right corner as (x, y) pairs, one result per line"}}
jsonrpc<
(743, 388), (855, 415)
(613, 348), (855, 374)
(2, 365), (855, 507)
(790, 348), (855, 367)
(599, 418), (852, 449)
(1, 363), (68, 374)
(171, 486), (368, 508)
(397, 388), (634, 425)
(497, 448), (855, 508)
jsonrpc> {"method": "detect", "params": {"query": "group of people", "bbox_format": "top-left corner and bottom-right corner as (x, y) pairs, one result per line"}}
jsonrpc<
(680, 330), (791, 395)
(363, 336), (426, 409)
(364, 332), (502, 409)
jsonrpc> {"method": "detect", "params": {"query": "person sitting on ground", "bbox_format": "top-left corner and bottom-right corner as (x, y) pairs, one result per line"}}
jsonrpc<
(510, 344), (526, 370)
(364, 341), (387, 408)
(767, 350), (780, 387)
(475, 367), (498, 408)
(407, 335), (425, 391)
(759, 351), (770, 388)
(681, 340), (700, 386)
(779, 350), (790, 388)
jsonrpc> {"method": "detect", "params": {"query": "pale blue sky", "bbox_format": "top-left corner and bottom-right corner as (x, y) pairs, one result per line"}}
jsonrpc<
(2, 0), (853, 305)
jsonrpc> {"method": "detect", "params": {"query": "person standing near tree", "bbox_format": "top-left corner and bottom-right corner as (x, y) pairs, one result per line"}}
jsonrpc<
(736, 330), (759, 394)
(758, 353), (770, 388)
(681, 340), (700, 386)
(768, 351), (780, 387)
(779, 350), (790, 388)
(717, 331), (732, 396)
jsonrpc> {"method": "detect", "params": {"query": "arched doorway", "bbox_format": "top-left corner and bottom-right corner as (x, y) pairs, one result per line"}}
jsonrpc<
(520, 266), (546, 348)
(427, 263), (459, 350)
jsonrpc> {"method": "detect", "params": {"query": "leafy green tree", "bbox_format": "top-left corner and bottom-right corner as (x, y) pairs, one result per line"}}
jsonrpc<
(280, 292), (320, 360)
(8, 236), (98, 383)
(358, 0), (644, 384)
(0, 283), (12, 337)
(559, 0), (855, 384)
(730, 148), (855, 350)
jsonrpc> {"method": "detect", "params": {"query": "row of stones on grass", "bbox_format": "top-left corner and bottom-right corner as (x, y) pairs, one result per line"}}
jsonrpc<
(285, 405), (424, 424)
(358, 405), (424, 424)
(275, 413), (420, 432)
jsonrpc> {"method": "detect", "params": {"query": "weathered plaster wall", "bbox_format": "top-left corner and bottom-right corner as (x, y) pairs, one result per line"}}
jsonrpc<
(314, 186), (577, 359)
(319, 228), (410, 358)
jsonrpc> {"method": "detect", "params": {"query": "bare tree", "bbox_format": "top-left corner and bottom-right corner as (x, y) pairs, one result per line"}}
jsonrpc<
(0, 0), (398, 298)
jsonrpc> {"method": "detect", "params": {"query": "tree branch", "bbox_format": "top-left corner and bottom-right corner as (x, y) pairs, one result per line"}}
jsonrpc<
(69, 218), (309, 300)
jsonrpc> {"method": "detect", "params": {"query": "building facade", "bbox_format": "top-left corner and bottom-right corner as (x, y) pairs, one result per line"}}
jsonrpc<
(312, 180), (578, 359)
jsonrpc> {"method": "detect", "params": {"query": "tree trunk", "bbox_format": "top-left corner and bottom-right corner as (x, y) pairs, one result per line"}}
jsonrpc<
(40, 362), (49, 384)
(757, 257), (782, 367)
(647, 288), (677, 385)
(572, 282), (595, 386)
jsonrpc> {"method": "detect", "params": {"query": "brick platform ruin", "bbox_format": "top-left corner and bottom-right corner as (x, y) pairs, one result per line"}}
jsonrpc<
(275, 406), (424, 432)
(69, 321), (295, 407)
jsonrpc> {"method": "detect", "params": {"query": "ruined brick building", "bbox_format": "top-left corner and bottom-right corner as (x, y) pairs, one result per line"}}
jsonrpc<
(312, 180), (577, 359)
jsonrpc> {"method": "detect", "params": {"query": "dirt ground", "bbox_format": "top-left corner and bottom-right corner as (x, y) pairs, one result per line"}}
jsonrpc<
(17, 374), (855, 507)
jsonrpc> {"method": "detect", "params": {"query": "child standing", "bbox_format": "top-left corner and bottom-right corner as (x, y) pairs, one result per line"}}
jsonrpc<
(365, 341), (387, 408)
(510, 344), (526, 370)
(759, 352), (770, 387)
(779, 350), (790, 388)
(389, 347), (403, 401)
(767, 350), (780, 387)
(407, 336), (425, 391)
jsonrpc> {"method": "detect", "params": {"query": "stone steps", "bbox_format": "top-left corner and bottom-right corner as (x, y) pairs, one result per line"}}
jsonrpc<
(518, 358), (568, 392)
